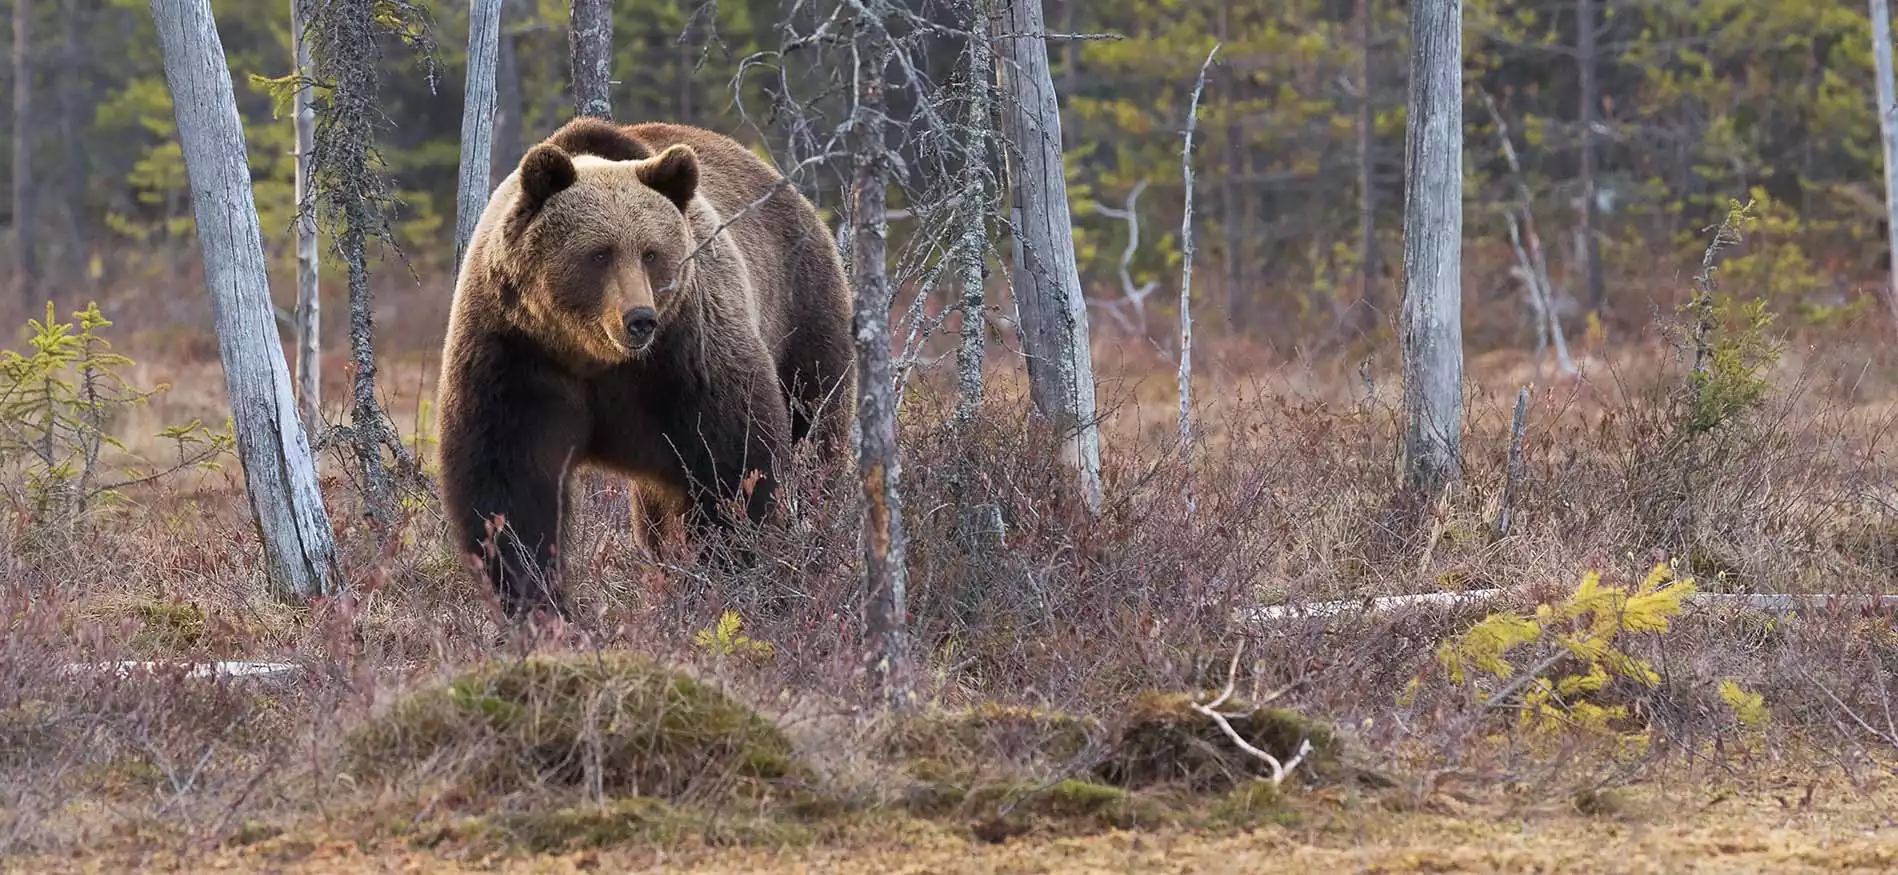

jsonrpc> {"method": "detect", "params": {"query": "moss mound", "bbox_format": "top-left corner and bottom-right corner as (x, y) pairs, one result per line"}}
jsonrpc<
(881, 702), (1103, 765)
(343, 652), (802, 801)
(1095, 692), (1343, 792)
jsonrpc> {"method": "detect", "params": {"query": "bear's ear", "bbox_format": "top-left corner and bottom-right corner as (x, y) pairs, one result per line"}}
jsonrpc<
(546, 116), (650, 161)
(518, 143), (578, 211)
(636, 144), (699, 213)
(504, 144), (578, 241)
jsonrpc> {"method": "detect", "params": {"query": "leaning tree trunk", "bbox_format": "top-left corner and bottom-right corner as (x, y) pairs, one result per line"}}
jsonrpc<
(1872, 0), (1898, 337)
(291, 0), (320, 429)
(455, 0), (503, 270)
(14, 0), (37, 307)
(569, 0), (612, 119)
(149, 0), (339, 599)
(1398, 0), (1464, 497)
(850, 36), (912, 711)
(996, 0), (1104, 516)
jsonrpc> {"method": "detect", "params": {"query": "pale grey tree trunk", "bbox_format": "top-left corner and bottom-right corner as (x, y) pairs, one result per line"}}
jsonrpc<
(849, 29), (911, 711)
(14, 0), (37, 307)
(150, 0), (339, 599)
(1872, 0), (1898, 336)
(1180, 45), (1218, 481)
(291, 0), (320, 429)
(492, 0), (525, 184)
(955, 0), (994, 427)
(455, 0), (503, 271)
(1398, 0), (1464, 496)
(1577, 0), (1605, 317)
(569, 0), (612, 119)
(996, 0), (1103, 515)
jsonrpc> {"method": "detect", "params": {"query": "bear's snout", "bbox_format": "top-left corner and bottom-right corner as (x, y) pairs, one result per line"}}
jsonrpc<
(623, 307), (659, 344)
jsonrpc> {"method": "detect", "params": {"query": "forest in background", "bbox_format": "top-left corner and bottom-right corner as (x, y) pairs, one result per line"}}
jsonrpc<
(2, 0), (1888, 363)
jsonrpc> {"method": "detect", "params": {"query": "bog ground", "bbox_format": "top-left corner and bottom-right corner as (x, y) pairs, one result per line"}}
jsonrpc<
(5, 269), (1898, 871)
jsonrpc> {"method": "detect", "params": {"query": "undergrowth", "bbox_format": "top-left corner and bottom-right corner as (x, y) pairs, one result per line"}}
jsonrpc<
(2, 234), (1897, 863)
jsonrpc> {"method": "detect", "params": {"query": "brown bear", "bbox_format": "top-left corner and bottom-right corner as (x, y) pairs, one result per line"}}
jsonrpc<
(437, 116), (856, 619)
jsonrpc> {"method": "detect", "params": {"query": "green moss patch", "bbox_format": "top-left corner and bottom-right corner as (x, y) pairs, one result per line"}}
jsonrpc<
(343, 652), (804, 802)
(880, 702), (1103, 767)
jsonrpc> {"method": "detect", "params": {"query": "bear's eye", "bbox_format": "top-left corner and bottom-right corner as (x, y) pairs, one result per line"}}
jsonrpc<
(641, 250), (658, 265)
(589, 247), (612, 265)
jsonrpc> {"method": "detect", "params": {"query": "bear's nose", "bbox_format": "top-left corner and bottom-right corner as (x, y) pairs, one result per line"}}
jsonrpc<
(624, 307), (659, 341)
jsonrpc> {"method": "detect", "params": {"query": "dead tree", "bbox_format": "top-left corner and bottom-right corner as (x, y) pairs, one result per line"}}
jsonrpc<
(955, 0), (996, 429)
(14, 0), (36, 306)
(569, 0), (612, 118)
(846, 5), (912, 711)
(455, 0), (504, 270)
(1873, 0), (1898, 336)
(303, 0), (429, 535)
(291, 0), (320, 429)
(1180, 44), (1218, 495)
(1477, 87), (1575, 375)
(149, 0), (339, 599)
(997, 0), (1104, 516)
(1399, 0), (1465, 497)
(1088, 180), (1158, 337)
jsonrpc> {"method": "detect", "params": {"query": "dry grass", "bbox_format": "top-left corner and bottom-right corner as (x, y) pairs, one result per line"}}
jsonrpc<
(4, 255), (1898, 870)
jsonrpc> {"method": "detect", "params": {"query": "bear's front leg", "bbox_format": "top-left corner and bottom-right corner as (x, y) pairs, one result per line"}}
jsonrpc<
(438, 368), (592, 621)
(676, 365), (793, 561)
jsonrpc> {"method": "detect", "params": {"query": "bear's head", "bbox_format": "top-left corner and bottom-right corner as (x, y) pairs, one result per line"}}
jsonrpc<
(491, 140), (702, 370)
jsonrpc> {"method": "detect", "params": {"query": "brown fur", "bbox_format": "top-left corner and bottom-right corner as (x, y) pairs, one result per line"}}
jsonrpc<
(437, 117), (855, 618)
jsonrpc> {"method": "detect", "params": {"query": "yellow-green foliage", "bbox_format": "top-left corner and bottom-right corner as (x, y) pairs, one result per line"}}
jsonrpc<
(0, 301), (230, 525)
(1679, 199), (1784, 440)
(1718, 679), (1769, 728)
(693, 610), (775, 663)
(1437, 563), (1698, 741)
(342, 653), (802, 802)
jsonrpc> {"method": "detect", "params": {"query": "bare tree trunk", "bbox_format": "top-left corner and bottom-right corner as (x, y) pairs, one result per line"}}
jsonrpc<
(149, 0), (339, 600)
(292, 0), (320, 429)
(455, 0), (502, 271)
(14, 0), (37, 307)
(1180, 45), (1217, 500)
(956, 1), (994, 428)
(1399, 0), (1464, 497)
(1577, 0), (1605, 318)
(850, 29), (911, 711)
(1356, 0), (1379, 333)
(569, 0), (611, 119)
(1872, 0), (1898, 336)
(996, 0), (1103, 516)
(1478, 88), (1576, 375)
(491, 1), (524, 185)
(305, 0), (419, 536)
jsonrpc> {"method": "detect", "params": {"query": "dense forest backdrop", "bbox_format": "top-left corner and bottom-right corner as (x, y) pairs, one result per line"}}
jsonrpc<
(2, 0), (1885, 365)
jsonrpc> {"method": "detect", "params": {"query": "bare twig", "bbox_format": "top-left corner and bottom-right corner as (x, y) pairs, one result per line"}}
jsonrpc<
(1189, 640), (1312, 785)
(1498, 385), (1530, 537)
